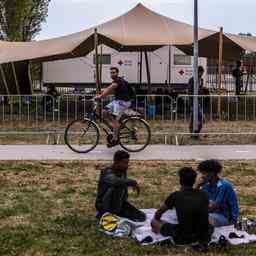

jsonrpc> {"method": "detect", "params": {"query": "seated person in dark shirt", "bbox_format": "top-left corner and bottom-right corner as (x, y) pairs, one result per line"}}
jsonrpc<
(95, 150), (146, 222)
(196, 160), (239, 227)
(151, 167), (211, 246)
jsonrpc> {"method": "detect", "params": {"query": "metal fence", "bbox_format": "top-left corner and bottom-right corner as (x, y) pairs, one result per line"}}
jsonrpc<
(207, 65), (256, 92)
(0, 94), (256, 144)
(0, 94), (56, 123)
(175, 95), (256, 135)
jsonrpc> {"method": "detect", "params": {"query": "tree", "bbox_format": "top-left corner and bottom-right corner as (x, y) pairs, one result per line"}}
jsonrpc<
(239, 32), (253, 37)
(0, 0), (51, 41)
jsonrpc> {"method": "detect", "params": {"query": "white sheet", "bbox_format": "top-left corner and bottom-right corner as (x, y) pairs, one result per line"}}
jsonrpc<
(131, 209), (256, 245)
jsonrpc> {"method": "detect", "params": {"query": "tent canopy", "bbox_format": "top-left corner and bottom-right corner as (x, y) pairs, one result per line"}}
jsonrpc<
(177, 32), (245, 60)
(0, 3), (256, 64)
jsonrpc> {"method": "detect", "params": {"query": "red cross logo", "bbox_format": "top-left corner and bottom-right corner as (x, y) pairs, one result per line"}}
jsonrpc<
(179, 69), (185, 76)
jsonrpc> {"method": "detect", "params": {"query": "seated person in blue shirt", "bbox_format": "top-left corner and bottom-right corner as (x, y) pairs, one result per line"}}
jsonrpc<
(196, 159), (239, 227)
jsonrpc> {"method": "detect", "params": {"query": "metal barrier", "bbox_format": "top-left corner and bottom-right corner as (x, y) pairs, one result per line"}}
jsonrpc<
(0, 95), (57, 143)
(0, 94), (256, 144)
(0, 94), (56, 123)
(54, 94), (176, 123)
(207, 65), (256, 92)
(134, 95), (176, 121)
(175, 94), (256, 134)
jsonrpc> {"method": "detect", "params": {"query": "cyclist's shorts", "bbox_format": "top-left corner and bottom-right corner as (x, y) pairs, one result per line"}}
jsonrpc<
(105, 100), (131, 119)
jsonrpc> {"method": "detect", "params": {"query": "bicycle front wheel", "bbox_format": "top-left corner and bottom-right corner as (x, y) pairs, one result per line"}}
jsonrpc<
(64, 118), (100, 153)
(118, 117), (151, 152)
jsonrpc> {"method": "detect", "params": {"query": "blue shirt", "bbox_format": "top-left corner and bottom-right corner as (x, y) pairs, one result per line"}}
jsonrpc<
(202, 178), (239, 224)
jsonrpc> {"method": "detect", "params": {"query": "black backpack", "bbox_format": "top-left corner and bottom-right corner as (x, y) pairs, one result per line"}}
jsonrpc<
(123, 79), (136, 100)
(118, 77), (136, 100)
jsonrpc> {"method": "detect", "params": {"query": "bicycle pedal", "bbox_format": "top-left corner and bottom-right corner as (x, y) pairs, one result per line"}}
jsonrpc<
(107, 143), (118, 148)
(107, 134), (114, 143)
(107, 139), (119, 148)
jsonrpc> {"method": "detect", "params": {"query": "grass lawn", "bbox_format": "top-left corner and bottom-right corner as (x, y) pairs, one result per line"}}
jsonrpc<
(0, 160), (256, 255)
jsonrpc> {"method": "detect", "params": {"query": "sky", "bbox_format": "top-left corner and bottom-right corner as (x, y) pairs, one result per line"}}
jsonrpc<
(37, 0), (256, 40)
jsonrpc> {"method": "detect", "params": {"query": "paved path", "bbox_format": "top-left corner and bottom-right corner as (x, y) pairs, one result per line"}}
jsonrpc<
(0, 145), (255, 161)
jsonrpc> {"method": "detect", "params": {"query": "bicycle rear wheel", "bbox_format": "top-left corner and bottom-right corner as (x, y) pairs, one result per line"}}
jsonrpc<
(118, 116), (151, 152)
(64, 118), (100, 153)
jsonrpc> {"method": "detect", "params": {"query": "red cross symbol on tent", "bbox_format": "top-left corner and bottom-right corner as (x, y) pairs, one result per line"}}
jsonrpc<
(179, 69), (185, 76)
(118, 60), (123, 66)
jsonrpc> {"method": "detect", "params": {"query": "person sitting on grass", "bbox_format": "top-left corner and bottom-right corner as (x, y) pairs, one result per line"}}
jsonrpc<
(95, 150), (146, 222)
(151, 167), (212, 249)
(196, 159), (239, 227)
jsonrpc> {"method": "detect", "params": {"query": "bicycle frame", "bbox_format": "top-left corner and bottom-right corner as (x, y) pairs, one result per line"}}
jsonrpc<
(84, 100), (114, 138)
(85, 102), (136, 140)
(65, 99), (151, 153)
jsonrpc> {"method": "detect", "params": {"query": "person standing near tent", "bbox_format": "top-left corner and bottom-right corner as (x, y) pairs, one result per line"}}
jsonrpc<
(42, 84), (59, 112)
(232, 61), (245, 96)
(188, 66), (207, 139)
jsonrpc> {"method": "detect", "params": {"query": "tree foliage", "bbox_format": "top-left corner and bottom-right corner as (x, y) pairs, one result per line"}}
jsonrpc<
(0, 0), (51, 41)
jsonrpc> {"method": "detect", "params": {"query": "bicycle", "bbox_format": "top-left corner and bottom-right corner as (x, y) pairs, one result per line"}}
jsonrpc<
(64, 98), (151, 153)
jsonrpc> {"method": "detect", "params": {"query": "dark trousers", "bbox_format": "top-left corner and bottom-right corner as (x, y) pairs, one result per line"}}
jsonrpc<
(160, 223), (178, 237)
(97, 187), (146, 222)
(235, 81), (242, 96)
(160, 223), (213, 245)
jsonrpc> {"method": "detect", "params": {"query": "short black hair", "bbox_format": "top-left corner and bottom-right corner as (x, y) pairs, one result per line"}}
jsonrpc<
(236, 61), (242, 67)
(197, 159), (222, 175)
(110, 67), (119, 73)
(113, 150), (130, 162)
(178, 167), (197, 187)
(198, 66), (205, 73)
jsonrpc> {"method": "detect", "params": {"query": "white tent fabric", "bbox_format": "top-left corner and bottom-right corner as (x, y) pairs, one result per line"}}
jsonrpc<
(0, 4), (256, 64)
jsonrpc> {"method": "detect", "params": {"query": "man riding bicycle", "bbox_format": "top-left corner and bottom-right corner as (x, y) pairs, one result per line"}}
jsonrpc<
(95, 67), (135, 147)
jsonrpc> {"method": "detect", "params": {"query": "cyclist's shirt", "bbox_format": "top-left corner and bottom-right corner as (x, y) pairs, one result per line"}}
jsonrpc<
(105, 77), (133, 119)
(113, 77), (131, 102)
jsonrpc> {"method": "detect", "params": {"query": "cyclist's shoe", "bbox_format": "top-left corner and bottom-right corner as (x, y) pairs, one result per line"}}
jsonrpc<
(107, 134), (114, 143)
(107, 138), (119, 148)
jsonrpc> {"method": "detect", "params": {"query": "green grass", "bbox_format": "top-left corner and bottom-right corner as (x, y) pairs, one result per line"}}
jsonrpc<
(0, 160), (256, 255)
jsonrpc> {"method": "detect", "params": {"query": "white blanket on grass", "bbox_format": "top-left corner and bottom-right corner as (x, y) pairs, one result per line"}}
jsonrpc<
(103, 209), (256, 245)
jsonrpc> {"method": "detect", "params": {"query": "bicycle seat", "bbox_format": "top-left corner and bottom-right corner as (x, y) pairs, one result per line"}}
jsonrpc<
(123, 108), (141, 117)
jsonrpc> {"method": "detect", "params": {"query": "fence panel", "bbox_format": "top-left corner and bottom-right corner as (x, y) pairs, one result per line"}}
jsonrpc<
(0, 94), (256, 144)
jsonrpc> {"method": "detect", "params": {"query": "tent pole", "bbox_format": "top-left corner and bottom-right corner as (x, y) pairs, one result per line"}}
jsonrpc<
(218, 27), (223, 91)
(139, 51), (143, 86)
(100, 45), (103, 84)
(168, 45), (172, 85)
(218, 27), (223, 119)
(193, 0), (199, 134)
(11, 62), (21, 94)
(94, 28), (100, 95)
(28, 62), (33, 94)
(0, 64), (10, 95)
(94, 28), (102, 120)
(144, 51), (151, 93)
